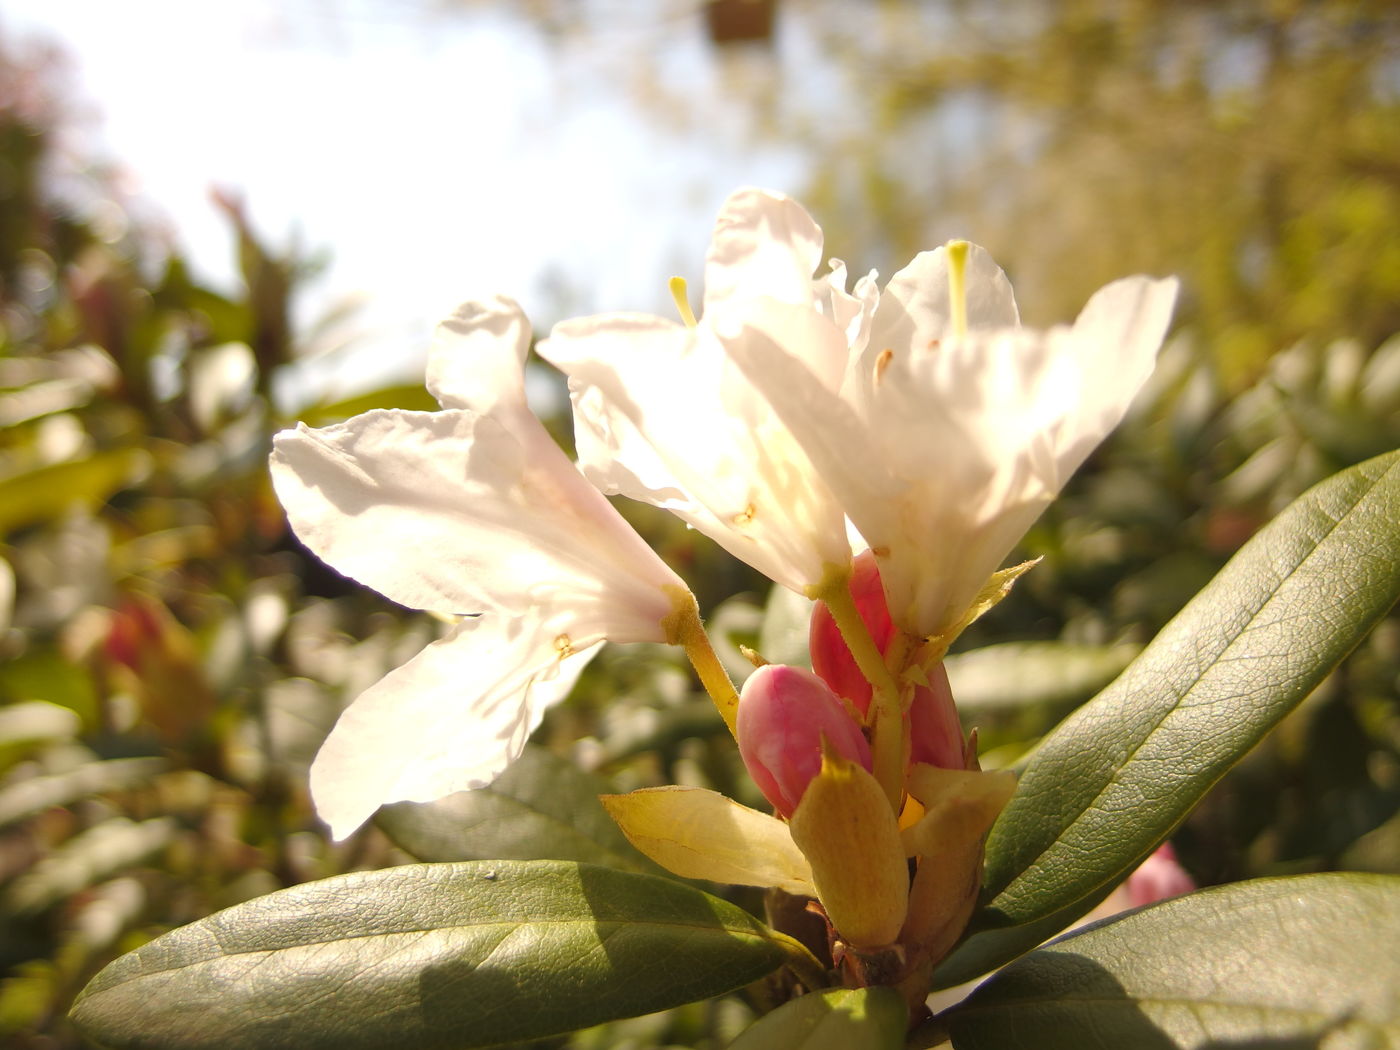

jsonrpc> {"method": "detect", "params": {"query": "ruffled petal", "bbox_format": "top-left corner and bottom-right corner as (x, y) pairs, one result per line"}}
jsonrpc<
(309, 610), (599, 839)
(703, 188), (824, 313)
(424, 295), (530, 417)
(270, 408), (680, 639)
(862, 242), (1019, 380)
(541, 312), (851, 594)
(1039, 275), (1180, 485)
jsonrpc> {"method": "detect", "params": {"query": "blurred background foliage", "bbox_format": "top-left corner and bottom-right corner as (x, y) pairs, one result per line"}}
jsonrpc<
(1, 1), (1398, 1047)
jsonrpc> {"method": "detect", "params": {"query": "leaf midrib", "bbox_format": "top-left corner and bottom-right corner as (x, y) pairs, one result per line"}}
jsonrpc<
(89, 915), (775, 988)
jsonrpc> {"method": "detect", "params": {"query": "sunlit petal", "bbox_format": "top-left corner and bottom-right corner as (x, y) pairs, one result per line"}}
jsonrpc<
(541, 310), (851, 594)
(309, 611), (599, 840)
(703, 187), (825, 312)
(271, 407), (678, 639)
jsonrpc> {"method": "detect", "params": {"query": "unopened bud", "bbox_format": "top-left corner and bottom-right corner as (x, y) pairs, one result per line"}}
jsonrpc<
(737, 664), (871, 818)
(788, 748), (910, 950)
(1125, 842), (1195, 908)
(809, 549), (895, 712)
(909, 662), (965, 770)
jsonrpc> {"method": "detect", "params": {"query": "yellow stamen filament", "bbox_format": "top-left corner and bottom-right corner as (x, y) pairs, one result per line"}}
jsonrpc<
(669, 276), (699, 328)
(731, 502), (756, 526)
(553, 633), (575, 659)
(661, 585), (740, 737)
(946, 239), (970, 339)
(739, 644), (767, 669)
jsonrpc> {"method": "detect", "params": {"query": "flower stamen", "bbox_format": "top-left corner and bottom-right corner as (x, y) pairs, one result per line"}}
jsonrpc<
(731, 502), (756, 526)
(873, 348), (894, 384)
(553, 633), (575, 659)
(946, 239), (969, 339)
(668, 276), (699, 328)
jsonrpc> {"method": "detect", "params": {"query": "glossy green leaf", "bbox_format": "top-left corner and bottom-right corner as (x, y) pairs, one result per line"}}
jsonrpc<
(71, 860), (790, 1050)
(729, 988), (907, 1050)
(941, 873), (1400, 1050)
(938, 452), (1400, 987)
(376, 744), (659, 873)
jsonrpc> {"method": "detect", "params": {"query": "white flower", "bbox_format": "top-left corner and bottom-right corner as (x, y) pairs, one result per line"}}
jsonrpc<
(270, 296), (690, 839)
(537, 189), (864, 596)
(719, 239), (1179, 639)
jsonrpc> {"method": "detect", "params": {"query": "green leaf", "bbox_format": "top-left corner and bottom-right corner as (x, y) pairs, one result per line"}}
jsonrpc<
(0, 756), (166, 828)
(729, 988), (907, 1050)
(294, 383), (439, 427)
(70, 860), (790, 1050)
(944, 642), (1139, 718)
(940, 873), (1400, 1050)
(758, 582), (816, 668)
(0, 700), (80, 749)
(376, 744), (660, 874)
(3, 817), (176, 916)
(0, 449), (150, 534)
(938, 451), (1400, 986)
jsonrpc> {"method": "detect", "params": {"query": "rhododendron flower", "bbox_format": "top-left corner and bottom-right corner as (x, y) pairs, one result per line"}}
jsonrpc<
(721, 234), (1179, 642)
(537, 189), (859, 596)
(270, 296), (692, 839)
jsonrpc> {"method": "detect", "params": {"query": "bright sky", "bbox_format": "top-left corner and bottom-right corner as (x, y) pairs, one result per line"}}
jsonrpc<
(1, 0), (811, 400)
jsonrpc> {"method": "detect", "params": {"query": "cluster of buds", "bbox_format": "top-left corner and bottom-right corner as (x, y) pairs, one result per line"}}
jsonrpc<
(733, 551), (1015, 998)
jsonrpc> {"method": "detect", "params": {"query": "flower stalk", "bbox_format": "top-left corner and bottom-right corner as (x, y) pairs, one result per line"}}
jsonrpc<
(809, 566), (906, 810)
(662, 584), (741, 736)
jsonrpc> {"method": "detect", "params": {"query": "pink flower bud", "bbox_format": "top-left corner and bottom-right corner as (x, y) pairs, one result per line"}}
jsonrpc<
(1124, 842), (1196, 909)
(737, 664), (872, 817)
(809, 549), (895, 713)
(909, 662), (965, 770)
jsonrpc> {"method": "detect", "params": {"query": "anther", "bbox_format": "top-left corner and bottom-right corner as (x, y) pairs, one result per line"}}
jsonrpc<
(873, 348), (894, 383)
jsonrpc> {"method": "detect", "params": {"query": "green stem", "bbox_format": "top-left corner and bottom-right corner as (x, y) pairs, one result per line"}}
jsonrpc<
(809, 566), (906, 810)
(662, 585), (740, 737)
(768, 930), (833, 992)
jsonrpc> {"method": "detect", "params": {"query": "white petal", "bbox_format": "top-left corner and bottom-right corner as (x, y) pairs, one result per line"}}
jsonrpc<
(702, 188), (824, 312)
(728, 264), (1176, 632)
(270, 408), (681, 639)
(541, 311), (851, 593)
(309, 612), (599, 839)
(424, 295), (530, 417)
(863, 242), (1019, 380)
(1043, 275), (1180, 484)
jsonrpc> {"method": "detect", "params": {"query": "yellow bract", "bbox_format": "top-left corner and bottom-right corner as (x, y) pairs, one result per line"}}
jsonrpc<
(600, 786), (815, 896)
(897, 764), (1017, 995)
(788, 751), (909, 950)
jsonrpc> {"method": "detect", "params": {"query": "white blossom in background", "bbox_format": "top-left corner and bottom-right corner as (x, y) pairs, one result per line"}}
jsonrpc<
(270, 296), (691, 839)
(538, 189), (864, 596)
(717, 228), (1179, 640)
